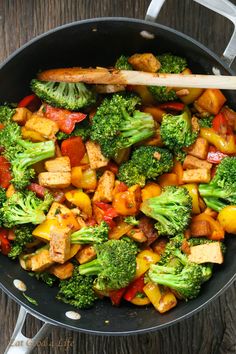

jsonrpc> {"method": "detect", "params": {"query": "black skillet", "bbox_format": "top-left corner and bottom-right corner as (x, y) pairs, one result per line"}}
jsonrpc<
(1, 0), (236, 353)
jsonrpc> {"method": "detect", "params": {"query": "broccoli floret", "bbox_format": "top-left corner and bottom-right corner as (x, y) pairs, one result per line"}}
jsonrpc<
(149, 240), (212, 300)
(157, 53), (187, 74)
(160, 109), (197, 153)
(0, 187), (7, 206)
(31, 79), (96, 110)
(79, 239), (137, 291)
(198, 116), (214, 128)
(8, 224), (34, 259)
(91, 93), (155, 158)
(148, 86), (178, 103)
(0, 105), (15, 124)
(57, 266), (97, 309)
(199, 157), (236, 211)
(115, 55), (133, 70)
(56, 119), (91, 141)
(149, 53), (187, 103)
(71, 221), (109, 244)
(0, 122), (55, 189)
(140, 186), (192, 236)
(29, 271), (57, 287)
(118, 146), (173, 187)
(124, 216), (139, 226)
(1, 191), (53, 228)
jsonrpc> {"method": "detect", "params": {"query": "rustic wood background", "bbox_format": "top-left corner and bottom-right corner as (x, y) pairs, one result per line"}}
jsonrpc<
(1, 0), (236, 353)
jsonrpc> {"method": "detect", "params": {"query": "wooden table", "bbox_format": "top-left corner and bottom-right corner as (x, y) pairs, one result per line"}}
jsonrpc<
(1, 1), (236, 353)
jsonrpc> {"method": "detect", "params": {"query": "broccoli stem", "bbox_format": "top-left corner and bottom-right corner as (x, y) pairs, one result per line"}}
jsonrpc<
(79, 259), (102, 275)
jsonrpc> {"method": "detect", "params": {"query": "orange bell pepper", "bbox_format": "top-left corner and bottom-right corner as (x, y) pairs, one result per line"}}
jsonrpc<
(141, 182), (161, 201)
(112, 185), (141, 216)
(172, 160), (183, 184)
(200, 128), (236, 154)
(142, 106), (165, 122)
(158, 173), (179, 187)
(130, 296), (151, 305)
(65, 189), (92, 218)
(192, 213), (225, 240)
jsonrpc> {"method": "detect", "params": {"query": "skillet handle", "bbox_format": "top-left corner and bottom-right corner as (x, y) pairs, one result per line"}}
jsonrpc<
(4, 306), (51, 354)
(145, 0), (236, 67)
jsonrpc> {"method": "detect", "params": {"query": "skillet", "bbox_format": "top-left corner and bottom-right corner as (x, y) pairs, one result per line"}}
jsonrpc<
(1, 0), (236, 352)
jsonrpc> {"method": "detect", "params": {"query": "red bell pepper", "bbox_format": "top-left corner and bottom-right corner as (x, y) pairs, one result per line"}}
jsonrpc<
(212, 113), (233, 135)
(221, 106), (236, 131)
(0, 156), (12, 188)
(107, 161), (119, 175)
(0, 228), (11, 255)
(27, 183), (48, 198)
(207, 146), (228, 164)
(94, 202), (119, 228)
(45, 105), (87, 134)
(0, 123), (4, 130)
(61, 136), (86, 167)
(123, 276), (145, 301)
(158, 102), (185, 111)
(18, 94), (41, 111)
(109, 287), (127, 306)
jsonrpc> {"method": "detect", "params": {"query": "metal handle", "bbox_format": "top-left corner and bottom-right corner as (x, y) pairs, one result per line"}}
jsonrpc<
(4, 306), (51, 354)
(145, 0), (236, 67)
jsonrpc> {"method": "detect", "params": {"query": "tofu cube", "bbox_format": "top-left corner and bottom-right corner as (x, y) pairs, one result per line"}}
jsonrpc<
(31, 249), (54, 272)
(38, 172), (71, 188)
(128, 53), (161, 73)
(188, 242), (223, 264)
(186, 137), (209, 160)
(93, 170), (115, 202)
(182, 168), (211, 183)
(75, 245), (97, 264)
(25, 114), (59, 139)
(45, 156), (71, 172)
(183, 155), (212, 170)
(49, 228), (71, 264)
(85, 141), (109, 169)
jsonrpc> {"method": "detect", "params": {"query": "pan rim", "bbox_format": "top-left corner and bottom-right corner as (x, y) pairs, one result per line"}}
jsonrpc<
(0, 16), (235, 335)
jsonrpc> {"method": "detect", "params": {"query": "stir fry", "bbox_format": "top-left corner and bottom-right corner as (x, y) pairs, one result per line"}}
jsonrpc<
(0, 51), (235, 313)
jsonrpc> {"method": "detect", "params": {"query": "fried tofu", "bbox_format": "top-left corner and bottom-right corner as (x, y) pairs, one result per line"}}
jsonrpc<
(182, 168), (211, 183)
(45, 156), (71, 172)
(25, 114), (59, 139)
(31, 249), (54, 272)
(188, 242), (223, 264)
(12, 107), (32, 125)
(93, 170), (115, 202)
(85, 140), (109, 169)
(49, 262), (74, 279)
(183, 155), (212, 170)
(186, 137), (209, 160)
(128, 53), (161, 72)
(49, 227), (71, 264)
(75, 245), (97, 264)
(38, 172), (71, 188)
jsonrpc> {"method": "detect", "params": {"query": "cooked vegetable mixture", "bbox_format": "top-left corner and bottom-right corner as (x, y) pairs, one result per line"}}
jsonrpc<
(0, 51), (235, 313)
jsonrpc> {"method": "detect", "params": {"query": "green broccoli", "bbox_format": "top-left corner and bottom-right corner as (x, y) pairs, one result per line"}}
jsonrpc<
(199, 157), (236, 211)
(8, 224), (35, 259)
(0, 187), (7, 206)
(0, 105), (15, 124)
(118, 146), (173, 187)
(124, 216), (139, 226)
(71, 221), (109, 244)
(198, 116), (214, 128)
(0, 122), (55, 189)
(160, 109), (197, 153)
(149, 234), (212, 300)
(56, 119), (91, 141)
(29, 271), (57, 287)
(79, 239), (137, 291)
(140, 186), (192, 236)
(31, 79), (96, 110)
(57, 266), (98, 309)
(91, 93), (155, 158)
(149, 53), (187, 102)
(1, 191), (53, 228)
(115, 55), (133, 70)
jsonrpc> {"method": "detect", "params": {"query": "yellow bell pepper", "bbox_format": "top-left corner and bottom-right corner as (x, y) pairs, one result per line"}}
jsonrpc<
(157, 291), (177, 313)
(65, 189), (92, 218)
(47, 202), (80, 231)
(141, 182), (161, 201)
(21, 126), (45, 142)
(130, 296), (151, 306)
(32, 219), (60, 241)
(6, 184), (16, 198)
(183, 183), (201, 214)
(135, 250), (160, 278)
(143, 282), (162, 311)
(200, 128), (236, 154)
(108, 220), (133, 240)
(71, 166), (97, 190)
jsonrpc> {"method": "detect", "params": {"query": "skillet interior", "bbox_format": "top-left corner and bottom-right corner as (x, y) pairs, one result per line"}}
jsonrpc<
(0, 18), (236, 335)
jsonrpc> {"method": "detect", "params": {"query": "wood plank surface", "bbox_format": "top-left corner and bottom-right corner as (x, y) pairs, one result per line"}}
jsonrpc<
(1, 0), (236, 353)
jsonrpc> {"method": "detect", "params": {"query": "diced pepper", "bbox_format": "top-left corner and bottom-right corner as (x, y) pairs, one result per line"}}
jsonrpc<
(0, 156), (12, 188)
(47, 202), (80, 231)
(124, 276), (145, 301)
(141, 182), (161, 202)
(143, 282), (162, 311)
(192, 213), (225, 240)
(32, 219), (61, 241)
(108, 220), (133, 240)
(27, 183), (48, 198)
(135, 249), (160, 278)
(158, 102), (185, 111)
(172, 160), (183, 184)
(212, 113), (232, 135)
(142, 106), (165, 122)
(61, 136), (86, 167)
(130, 295), (151, 306)
(157, 291), (177, 313)
(200, 128), (236, 154)
(6, 184), (15, 198)
(107, 161), (119, 175)
(158, 173), (178, 187)
(0, 228), (11, 255)
(45, 104), (87, 134)
(183, 183), (201, 214)
(65, 189), (92, 218)
(112, 185), (142, 216)
(109, 288), (127, 306)
(94, 201), (118, 228)
(18, 94), (41, 111)
(21, 127), (45, 142)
